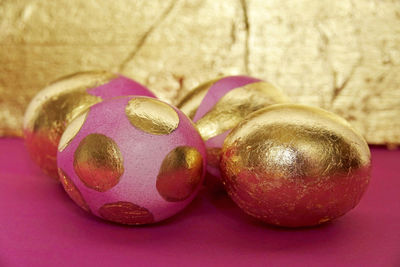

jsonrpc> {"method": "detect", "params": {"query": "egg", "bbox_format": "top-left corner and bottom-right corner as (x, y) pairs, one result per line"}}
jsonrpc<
(220, 104), (371, 227)
(57, 96), (206, 225)
(177, 75), (290, 178)
(24, 71), (155, 179)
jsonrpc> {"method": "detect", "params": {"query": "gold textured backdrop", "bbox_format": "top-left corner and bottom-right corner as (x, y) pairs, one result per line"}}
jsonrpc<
(0, 0), (399, 144)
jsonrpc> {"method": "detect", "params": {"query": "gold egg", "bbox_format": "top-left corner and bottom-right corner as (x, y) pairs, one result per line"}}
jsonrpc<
(220, 104), (371, 227)
(23, 71), (117, 178)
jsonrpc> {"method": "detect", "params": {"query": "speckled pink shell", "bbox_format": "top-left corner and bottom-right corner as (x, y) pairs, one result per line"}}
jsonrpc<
(57, 96), (207, 224)
(193, 76), (261, 177)
(88, 75), (156, 98)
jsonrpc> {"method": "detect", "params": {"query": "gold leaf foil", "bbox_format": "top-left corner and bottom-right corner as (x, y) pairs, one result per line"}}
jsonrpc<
(195, 81), (290, 141)
(58, 110), (89, 152)
(220, 104), (371, 227)
(156, 146), (203, 202)
(1, 0), (399, 144)
(125, 97), (179, 135)
(99, 201), (154, 225)
(74, 133), (124, 192)
(177, 78), (220, 119)
(58, 167), (91, 213)
(23, 70), (116, 178)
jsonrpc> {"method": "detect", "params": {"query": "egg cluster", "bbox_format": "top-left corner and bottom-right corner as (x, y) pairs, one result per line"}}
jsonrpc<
(24, 72), (371, 227)
(177, 76), (290, 178)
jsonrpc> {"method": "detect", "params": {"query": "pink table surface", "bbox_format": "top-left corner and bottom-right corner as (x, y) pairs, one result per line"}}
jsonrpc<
(0, 138), (399, 267)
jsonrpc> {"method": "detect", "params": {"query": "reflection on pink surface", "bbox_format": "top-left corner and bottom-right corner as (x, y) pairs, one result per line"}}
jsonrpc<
(0, 138), (399, 267)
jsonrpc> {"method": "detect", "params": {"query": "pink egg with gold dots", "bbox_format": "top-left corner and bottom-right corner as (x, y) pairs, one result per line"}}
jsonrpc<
(177, 75), (290, 178)
(57, 96), (207, 225)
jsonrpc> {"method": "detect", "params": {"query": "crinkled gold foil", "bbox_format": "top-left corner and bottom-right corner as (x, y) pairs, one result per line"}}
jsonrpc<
(23, 71), (115, 178)
(99, 201), (154, 225)
(58, 110), (89, 152)
(156, 146), (203, 202)
(74, 133), (124, 192)
(125, 97), (179, 135)
(220, 104), (371, 227)
(58, 167), (91, 213)
(195, 81), (290, 141)
(0, 0), (399, 144)
(177, 79), (220, 119)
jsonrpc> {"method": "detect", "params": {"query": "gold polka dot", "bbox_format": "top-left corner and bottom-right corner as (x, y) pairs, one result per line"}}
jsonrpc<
(58, 110), (89, 152)
(157, 146), (204, 202)
(99, 201), (154, 225)
(73, 133), (124, 192)
(58, 168), (90, 212)
(125, 97), (179, 135)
